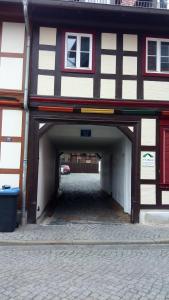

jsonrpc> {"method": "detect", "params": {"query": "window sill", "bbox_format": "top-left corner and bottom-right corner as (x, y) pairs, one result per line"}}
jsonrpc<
(61, 67), (95, 74)
(160, 184), (169, 189)
(144, 72), (169, 78)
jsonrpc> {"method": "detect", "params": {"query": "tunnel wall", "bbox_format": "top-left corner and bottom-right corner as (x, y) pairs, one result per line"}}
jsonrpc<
(101, 137), (131, 214)
(111, 137), (131, 214)
(37, 134), (56, 219)
(100, 154), (112, 195)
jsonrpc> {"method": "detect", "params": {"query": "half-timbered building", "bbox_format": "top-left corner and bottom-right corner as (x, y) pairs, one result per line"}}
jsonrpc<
(0, 1), (26, 211)
(1, 0), (169, 225)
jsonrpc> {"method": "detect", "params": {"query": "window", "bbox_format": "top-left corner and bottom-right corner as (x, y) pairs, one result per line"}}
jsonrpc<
(158, 0), (168, 9)
(160, 121), (169, 185)
(64, 32), (93, 71)
(146, 38), (169, 74)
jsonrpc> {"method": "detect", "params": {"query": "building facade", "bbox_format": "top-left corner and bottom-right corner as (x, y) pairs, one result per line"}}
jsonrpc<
(61, 153), (99, 173)
(1, 0), (169, 224)
(0, 2), (26, 208)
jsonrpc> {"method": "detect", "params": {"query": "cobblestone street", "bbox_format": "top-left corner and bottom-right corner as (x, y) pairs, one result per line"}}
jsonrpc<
(1, 244), (169, 300)
(48, 173), (129, 225)
(1, 174), (169, 299)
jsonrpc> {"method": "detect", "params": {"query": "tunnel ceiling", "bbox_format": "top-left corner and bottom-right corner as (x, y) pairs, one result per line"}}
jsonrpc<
(44, 124), (128, 152)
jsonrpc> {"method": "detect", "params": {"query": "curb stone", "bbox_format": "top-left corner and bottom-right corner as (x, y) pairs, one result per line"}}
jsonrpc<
(0, 239), (169, 246)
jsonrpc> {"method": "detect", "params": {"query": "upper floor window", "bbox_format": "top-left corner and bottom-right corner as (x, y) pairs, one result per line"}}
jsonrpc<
(64, 32), (93, 72)
(146, 37), (169, 75)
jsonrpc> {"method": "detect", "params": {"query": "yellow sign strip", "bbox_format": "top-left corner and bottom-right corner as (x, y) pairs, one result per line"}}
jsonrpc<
(81, 108), (114, 114)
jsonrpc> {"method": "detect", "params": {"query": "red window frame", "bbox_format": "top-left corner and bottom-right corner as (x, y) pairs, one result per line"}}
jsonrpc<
(160, 120), (169, 186)
(143, 35), (169, 78)
(61, 29), (96, 74)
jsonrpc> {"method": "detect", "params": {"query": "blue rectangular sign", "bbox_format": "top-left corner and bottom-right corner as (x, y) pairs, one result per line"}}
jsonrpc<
(81, 129), (91, 137)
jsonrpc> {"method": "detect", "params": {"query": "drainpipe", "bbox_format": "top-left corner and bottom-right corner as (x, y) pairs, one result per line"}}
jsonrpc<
(22, 0), (31, 225)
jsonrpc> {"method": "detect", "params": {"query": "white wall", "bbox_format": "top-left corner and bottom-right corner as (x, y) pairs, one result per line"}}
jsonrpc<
(0, 22), (25, 91)
(101, 136), (132, 214)
(37, 134), (56, 219)
(111, 138), (131, 214)
(100, 154), (112, 195)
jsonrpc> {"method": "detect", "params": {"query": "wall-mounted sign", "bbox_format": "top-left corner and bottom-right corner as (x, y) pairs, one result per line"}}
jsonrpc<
(142, 152), (155, 167)
(81, 129), (91, 137)
(4, 137), (12, 142)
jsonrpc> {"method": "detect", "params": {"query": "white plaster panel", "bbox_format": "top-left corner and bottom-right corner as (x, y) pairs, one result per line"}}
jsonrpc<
(0, 174), (20, 188)
(37, 75), (55, 96)
(39, 123), (46, 129)
(37, 135), (57, 218)
(2, 110), (22, 137)
(144, 81), (169, 101)
(123, 56), (137, 75)
(0, 57), (23, 90)
(0, 142), (21, 169)
(38, 50), (55, 70)
(61, 77), (93, 98)
(141, 119), (156, 146)
(123, 34), (138, 51)
(110, 137), (132, 214)
(1, 22), (25, 53)
(100, 79), (115, 99)
(140, 151), (156, 180)
(122, 80), (137, 99)
(128, 126), (134, 132)
(101, 55), (116, 74)
(101, 33), (117, 50)
(140, 209), (169, 224)
(39, 27), (56, 45)
(140, 184), (156, 205)
(162, 191), (169, 205)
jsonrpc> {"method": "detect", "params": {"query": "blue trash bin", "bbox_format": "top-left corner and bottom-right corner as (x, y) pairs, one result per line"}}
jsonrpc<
(0, 187), (20, 232)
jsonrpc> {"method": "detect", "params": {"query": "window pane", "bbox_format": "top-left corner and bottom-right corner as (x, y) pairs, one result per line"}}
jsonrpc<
(160, 0), (167, 9)
(161, 42), (169, 56)
(161, 57), (169, 71)
(147, 56), (156, 71)
(80, 52), (89, 68)
(67, 51), (76, 67)
(81, 37), (90, 52)
(161, 57), (169, 63)
(148, 41), (157, 55)
(161, 63), (169, 71)
(67, 36), (77, 51)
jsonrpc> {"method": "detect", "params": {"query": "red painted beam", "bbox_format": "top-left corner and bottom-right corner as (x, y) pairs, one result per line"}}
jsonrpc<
(30, 96), (169, 110)
(38, 106), (73, 112)
(0, 100), (22, 108)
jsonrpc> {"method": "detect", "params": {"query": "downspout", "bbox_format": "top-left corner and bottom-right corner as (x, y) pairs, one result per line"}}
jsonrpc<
(22, 0), (31, 225)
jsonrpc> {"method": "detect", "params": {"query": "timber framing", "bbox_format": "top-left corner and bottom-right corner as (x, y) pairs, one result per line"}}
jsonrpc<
(1, 0), (169, 223)
(30, 97), (169, 111)
(0, 1), (23, 21)
(0, 107), (25, 207)
(27, 0), (169, 36)
(0, 17), (26, 106)
(27, 110), (140, 224)
(30, 26), (169, 107)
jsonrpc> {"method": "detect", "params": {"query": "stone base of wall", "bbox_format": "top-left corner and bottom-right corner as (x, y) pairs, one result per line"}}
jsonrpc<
(140, 209), (169, 225)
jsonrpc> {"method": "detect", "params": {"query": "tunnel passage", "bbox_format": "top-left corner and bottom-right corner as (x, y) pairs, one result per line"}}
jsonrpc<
(36, 124), (132, 224)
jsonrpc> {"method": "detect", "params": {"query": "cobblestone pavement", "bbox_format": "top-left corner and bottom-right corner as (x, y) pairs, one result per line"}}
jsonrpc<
(0, 174), (169, 242)
(60, 173), (101, 193)
(0, 223), (169, 243)
(49, 173), (129, 225)
(1, 244), (169, 299)
(0, 173), (169, 243)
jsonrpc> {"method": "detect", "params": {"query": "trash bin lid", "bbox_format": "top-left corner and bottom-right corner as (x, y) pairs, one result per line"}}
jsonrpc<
(0, 188), (20, 196)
